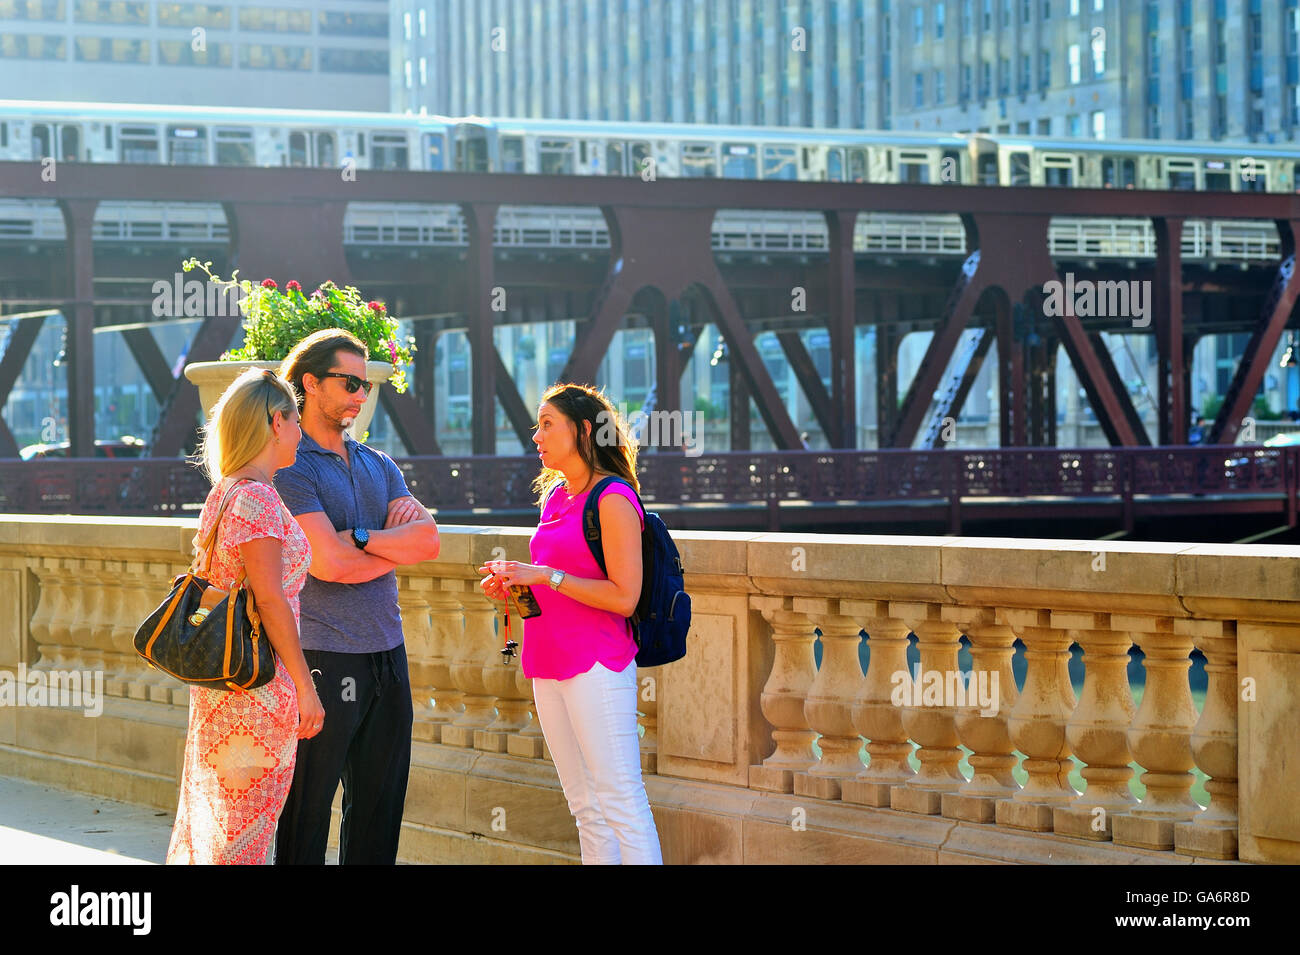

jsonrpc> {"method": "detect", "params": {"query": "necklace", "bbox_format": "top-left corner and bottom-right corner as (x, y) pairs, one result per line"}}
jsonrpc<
(552, 471), (597, 518)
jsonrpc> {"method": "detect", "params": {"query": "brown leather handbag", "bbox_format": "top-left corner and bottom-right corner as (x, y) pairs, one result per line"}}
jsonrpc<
(133, 478), (276, 691)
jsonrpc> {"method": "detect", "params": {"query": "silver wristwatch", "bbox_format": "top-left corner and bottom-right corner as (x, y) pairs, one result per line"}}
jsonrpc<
(548, 568), (566, 590)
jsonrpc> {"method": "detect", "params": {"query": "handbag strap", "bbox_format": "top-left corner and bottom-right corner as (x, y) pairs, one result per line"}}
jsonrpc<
(194, 477), (254, 577)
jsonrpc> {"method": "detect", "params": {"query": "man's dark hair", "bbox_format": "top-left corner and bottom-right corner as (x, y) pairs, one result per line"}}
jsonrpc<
(278, 329), (368, 409)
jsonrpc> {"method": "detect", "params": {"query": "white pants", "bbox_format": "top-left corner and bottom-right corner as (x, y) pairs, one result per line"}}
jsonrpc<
(532, 661), (663, 865)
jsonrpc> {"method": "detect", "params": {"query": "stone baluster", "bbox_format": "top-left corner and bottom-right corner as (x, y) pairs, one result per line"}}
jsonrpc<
(101, 558), (141, 697)
(424, 580), (466, 741)
(506, 666), (546, 759)
(636, 666), (659, 774)
(398, 574), (438, 739)
(31, 558), (78, 672)
(1175, 620), (1238, 860)
(476, 601), (533, 752)
(1053, 614), (1138, 839)
(75, 559), (113, 680)
(996, 608), (1078, 831)
(891, 603), (966, 814)
(118, 559), (174, 700)
(749, 598), (817, 793)
(943, 608), (1021, 823)
(440, 582), (499, 748)
(843, 602), (915, 807)
(792, 599), (866, 801)
(1112, 617), (1201, 850)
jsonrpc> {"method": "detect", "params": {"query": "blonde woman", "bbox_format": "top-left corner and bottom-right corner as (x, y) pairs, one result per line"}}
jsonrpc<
(167, 369), (325, 865)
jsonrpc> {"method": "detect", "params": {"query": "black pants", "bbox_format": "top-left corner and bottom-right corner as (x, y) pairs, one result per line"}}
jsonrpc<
(274, 645), (413, 865)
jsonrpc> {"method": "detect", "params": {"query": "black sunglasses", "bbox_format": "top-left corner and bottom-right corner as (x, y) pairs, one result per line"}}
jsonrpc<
(318, 372), (375, 396)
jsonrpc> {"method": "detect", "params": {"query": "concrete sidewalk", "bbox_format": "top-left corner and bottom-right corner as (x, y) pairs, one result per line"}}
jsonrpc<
(0, 776), (172, 865)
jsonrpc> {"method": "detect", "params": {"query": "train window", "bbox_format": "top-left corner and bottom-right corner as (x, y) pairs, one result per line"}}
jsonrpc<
(118, 125), (159, 163)
(1101, 157), (1137, 189)
(681, 142), (717, 178)
(1166, 159), (1196, 190)
(1009, 151), (1030, 185)
(1204, 160), (1231, 192)
(762, 145), (798, 180)
(1043, 154), (1074, 187)
(371, 133), (409, 170)
(316, 132), (335, 167)
(289, 132), (308, 167)
(977, 154), (998, 185)
(827, 148), (844, 182)
(630, 141), (651, 177)
(539, 139), (574, 175)
(606, 141), (625, 176)
(455, 129), (488, 172)
(1238, 159), (1267, 192)
(898, 151), (930, 184)
(848, 148), (867, 182)
(942, 150), (962, 184)
(167, 126), (207, 165)
(31, 124), (50, 161)
(214, 128), (254, 165)
(423, 132), (443, 171)
(499, 136), (524, 173)
(0, 122), (6, 149)
(59, 126), (78, 162)
(722, 142), (757, 178)
(104, 125), (111, 150)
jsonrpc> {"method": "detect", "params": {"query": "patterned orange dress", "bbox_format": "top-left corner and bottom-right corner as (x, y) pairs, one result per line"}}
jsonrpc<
(166, 478), (312, 865)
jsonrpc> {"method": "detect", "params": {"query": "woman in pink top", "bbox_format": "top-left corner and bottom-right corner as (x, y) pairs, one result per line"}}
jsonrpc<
(478, 383), (662, 864)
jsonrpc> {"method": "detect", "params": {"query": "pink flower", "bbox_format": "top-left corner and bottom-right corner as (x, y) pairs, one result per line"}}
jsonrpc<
(368, 301), (385, 313)
(387, 338), (398, 363)
(286, 280), (302, 292)
(261, 278), (277, 289)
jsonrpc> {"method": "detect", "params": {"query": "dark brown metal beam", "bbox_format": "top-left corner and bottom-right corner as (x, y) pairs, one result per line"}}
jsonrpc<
(60, 199), (97, 457)
(1087, 332), (1152, 446)
(121, 326), (177, 403)
(1212, 219), (1300, 444)
(825, 210), (858, 448)
(776, 330), (835, 444)
(379, 386), (441, 456)
(493, 343), (535, 451)
(1153, 217), (1187, 443)
(148, 314), (241, 456)
(462, 202), (499, 455)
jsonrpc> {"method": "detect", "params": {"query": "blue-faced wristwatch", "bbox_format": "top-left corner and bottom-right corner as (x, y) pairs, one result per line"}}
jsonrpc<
(351, 527), (370, 550)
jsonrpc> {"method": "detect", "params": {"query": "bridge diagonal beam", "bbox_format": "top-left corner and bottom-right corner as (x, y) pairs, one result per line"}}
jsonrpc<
(1087, 332), (1152, 446)
(149, 314), (241, 456)
(920, 328), (993, 449)
(121, 326), (178, 404)
(379, 387), (442, 456)
(1211, 219), (1300, 445)
(887, 251), (982, 448)
(776, 330), (836, 444)
(0, 313), (48, 457)
(493, 343), (535, 450)
(1049, 308), (1142, 447)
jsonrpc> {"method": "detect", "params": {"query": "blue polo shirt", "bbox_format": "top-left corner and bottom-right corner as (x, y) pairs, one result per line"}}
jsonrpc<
(274, 429), (411, 654)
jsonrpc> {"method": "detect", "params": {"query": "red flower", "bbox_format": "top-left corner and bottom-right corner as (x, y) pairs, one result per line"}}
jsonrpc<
(286, 280), (302, 292)
(368, 300), (385, 313)
(261, 278), (277, 289)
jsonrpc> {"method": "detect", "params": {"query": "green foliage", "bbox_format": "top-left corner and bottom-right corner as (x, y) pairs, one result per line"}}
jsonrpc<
(183, 258), (415, 393)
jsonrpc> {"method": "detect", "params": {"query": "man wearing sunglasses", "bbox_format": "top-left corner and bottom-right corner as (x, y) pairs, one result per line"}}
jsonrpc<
(272, 328), (440, 865)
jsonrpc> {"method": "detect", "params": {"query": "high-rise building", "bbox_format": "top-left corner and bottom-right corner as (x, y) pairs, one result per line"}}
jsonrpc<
(0, 1), (390, 111)
(393, 0), (1300, 143)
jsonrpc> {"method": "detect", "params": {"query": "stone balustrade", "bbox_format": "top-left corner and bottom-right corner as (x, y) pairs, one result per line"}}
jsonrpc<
(1, 516), (1296, 864)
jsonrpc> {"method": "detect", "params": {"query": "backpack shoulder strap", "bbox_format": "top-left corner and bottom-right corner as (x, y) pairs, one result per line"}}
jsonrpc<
(582, 475), (640, 576)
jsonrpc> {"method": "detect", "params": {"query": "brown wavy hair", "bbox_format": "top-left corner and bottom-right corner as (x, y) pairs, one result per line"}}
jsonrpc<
(531, 382), (639, 506)
(278, 328), (368, 411)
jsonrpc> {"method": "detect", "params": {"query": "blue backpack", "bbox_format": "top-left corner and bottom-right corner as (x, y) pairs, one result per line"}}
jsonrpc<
(571, 475), (691, 667)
